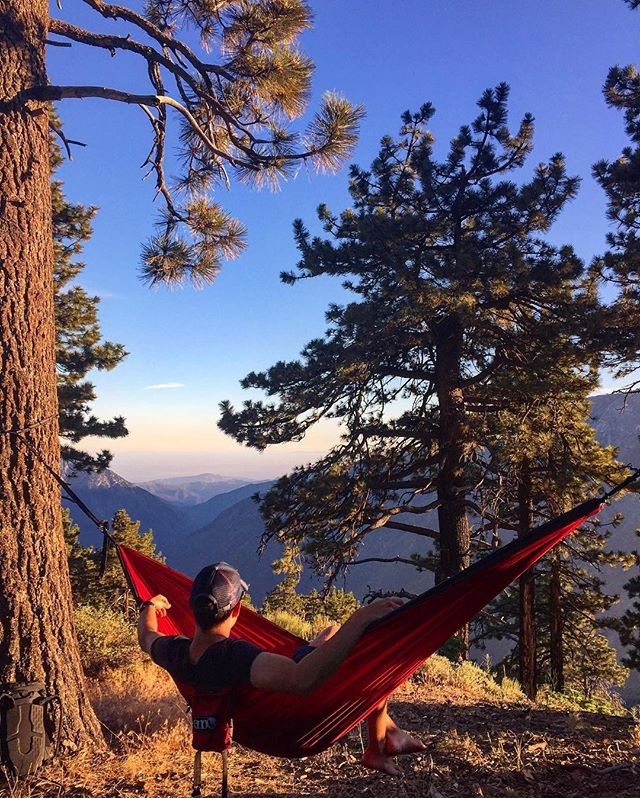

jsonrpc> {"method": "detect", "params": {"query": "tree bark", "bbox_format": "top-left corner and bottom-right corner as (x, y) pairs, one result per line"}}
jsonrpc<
(517, 461), (537, 699)
(0, 0), (102, 747)
(435, 315), (471, 657)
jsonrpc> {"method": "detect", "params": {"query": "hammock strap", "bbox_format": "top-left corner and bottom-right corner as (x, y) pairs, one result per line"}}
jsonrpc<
(13, 433), (114, 574)
(603, 466), (640, 499)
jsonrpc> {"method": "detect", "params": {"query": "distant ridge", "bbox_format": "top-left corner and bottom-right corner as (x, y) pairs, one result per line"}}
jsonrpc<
(62, 469), (276, 584)
(180, 480), (274, 530)
(137, 473), (249, 505)
(64, 468), (189, 557)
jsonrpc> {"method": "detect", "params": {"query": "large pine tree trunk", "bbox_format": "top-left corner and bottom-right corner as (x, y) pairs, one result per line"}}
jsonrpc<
(517, 462), (537, 699)
(549, 554), (564, 692)
(0, 0), (102, 747)
(435, 316), (471, 657)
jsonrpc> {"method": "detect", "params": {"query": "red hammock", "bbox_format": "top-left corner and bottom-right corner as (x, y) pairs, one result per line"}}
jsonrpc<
(118, 497), (601, 758)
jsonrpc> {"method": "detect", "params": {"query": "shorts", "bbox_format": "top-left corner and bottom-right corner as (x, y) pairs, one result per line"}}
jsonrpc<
(291, 644), (315, 663)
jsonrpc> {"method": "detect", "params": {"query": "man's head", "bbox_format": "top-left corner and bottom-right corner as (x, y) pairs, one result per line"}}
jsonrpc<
(189, 562), (248, 629)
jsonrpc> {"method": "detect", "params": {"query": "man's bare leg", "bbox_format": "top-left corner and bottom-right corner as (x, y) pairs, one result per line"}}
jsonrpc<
(361, 699), (425, 776)
(307, 624), (341, 646)
(307, 626), (424, 775)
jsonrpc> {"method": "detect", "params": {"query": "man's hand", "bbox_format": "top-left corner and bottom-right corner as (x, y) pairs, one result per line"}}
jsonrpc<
(146, 595), (171, 617)
(351, 597), (404, 626)
(138, 595), (170, 653)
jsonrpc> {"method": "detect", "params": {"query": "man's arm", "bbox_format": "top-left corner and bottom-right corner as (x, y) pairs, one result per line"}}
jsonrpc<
(137, 594), (171, 653)
(249, 597), (403, 695)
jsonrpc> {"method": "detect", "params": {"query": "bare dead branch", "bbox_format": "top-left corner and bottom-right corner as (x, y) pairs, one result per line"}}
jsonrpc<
(345, 555), (426, 568)
(49, 123), (86, 159)
(383, 520), (440, 539)
(48, 19), (211, 108)
(137, 104), (181, 219)
(362, 586), (421, 602)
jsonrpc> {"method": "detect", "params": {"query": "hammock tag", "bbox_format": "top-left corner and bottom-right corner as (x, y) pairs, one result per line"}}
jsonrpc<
(193, 715), (218, 731)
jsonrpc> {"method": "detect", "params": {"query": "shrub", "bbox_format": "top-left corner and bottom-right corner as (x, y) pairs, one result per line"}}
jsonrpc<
(563, 629), (628, 700)
(263, 609), (315, 640)
(413, 655), (526, 701)
(307, 614), (338, 638)
(536, 684), (628, 716)
(75, 604), (143, 676)
(302, 588), (359, 624)
(498, 676), (526, 702)
(88, 661), (186, 736)
(263, 609), (348, 641)
(413, 654), (456, 686)
(454, 660), (501, 695)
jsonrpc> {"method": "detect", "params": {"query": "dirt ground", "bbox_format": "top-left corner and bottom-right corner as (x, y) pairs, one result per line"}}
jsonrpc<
(3, 676), (639, 798)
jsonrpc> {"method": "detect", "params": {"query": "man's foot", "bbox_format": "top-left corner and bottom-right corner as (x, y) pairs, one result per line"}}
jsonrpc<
(361, 748), (402, 776)
(383, 728), (426, 756)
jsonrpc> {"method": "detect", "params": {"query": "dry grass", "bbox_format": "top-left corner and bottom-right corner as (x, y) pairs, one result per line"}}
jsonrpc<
(2, 668), (639, 798)
(87, 662), (186, 738)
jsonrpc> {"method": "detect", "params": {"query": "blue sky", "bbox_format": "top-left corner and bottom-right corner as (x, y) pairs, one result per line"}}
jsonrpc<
(49, 1), (638, 481)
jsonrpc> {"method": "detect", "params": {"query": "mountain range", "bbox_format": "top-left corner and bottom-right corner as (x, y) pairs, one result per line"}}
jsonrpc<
(65, 466), (437, 602)
(137, 473), (249, 505)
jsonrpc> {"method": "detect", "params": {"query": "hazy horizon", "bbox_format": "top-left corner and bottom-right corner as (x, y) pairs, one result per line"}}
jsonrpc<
(107, 448), (327, 484)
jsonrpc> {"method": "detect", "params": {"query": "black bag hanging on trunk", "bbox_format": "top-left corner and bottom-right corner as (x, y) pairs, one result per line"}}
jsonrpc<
(0, 682), (60, 776)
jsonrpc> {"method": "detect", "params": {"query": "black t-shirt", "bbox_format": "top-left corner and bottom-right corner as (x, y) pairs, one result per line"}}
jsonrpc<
(150, 635), (264, 691)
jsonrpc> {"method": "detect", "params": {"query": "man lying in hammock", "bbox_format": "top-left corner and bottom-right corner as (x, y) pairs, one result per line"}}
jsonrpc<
(138, 561), (426, 776)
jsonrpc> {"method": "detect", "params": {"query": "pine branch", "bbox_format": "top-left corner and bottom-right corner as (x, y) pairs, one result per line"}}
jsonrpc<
(49, 18), (212, 103)
(24, 84), (232, 161)
(77, 0), (231, 79)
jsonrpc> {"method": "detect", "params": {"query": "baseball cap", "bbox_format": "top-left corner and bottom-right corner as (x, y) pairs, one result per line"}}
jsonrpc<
(189, 562), (248, 620)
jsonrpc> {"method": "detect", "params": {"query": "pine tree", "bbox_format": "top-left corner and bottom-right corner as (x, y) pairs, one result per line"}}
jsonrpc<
(262, 544), (358, 623)
(592, 30), (640, 383)
(52, 135), (128, 472)
(1, 0), (361, 747)
(302, 587), (359, 624)
(262, 545), (306, 618)
(606, 536), (640, 670)
(588, 0), (640, 669)
(64, 507), (159, 610)
(63, 507), (97, 604)
(473, 388), (632, 697)
(219, 88), (598, 654)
